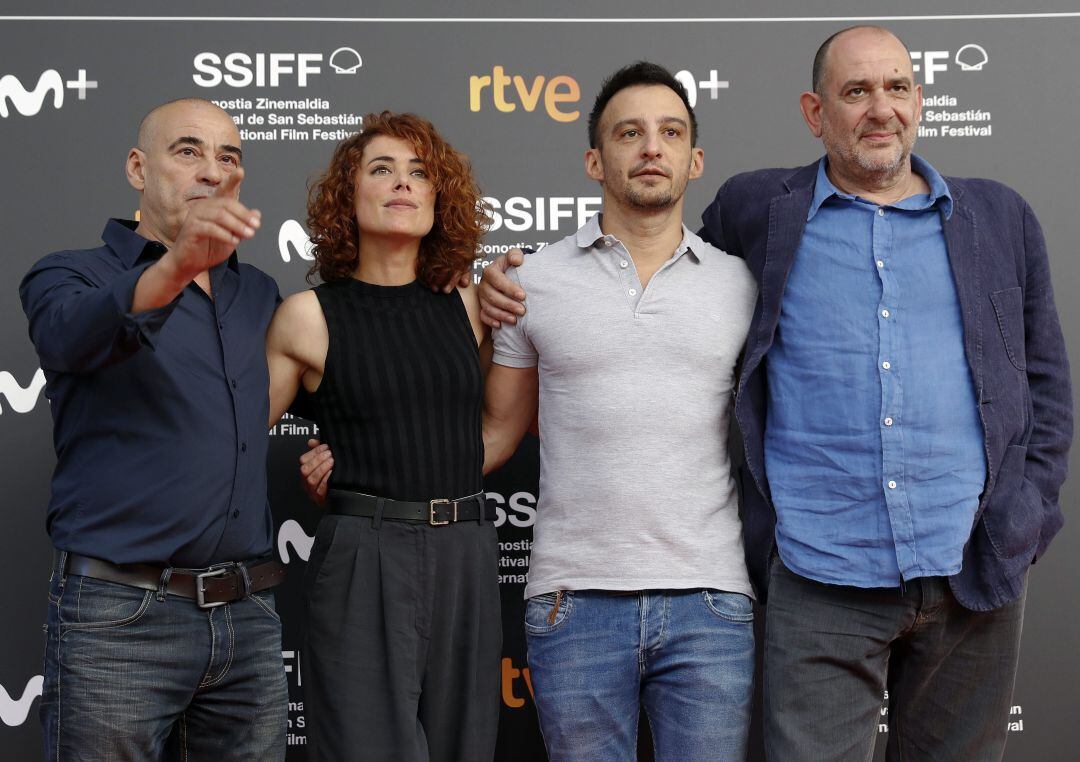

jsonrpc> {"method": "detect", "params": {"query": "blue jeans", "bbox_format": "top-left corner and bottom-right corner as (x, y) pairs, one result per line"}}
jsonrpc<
(41, 559), (288, 761)
(525, 589), (754, 762)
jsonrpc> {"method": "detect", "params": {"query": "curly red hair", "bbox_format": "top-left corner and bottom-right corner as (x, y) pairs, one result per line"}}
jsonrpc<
(306, 112), (488, 288)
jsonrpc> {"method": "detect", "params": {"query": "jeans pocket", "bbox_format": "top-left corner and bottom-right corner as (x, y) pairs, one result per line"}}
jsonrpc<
(249, 590), (282, 622)
(702, 590), (754, 623)
(59, 576), (153, 632)
(524, 590), (574, 635)
(47, 574), (62, 606)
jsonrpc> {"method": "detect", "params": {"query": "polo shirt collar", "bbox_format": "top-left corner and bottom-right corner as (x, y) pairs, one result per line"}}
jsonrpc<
(575, 212), (704, 263)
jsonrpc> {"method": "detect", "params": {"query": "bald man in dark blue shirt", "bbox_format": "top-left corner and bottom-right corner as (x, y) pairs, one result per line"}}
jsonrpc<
(21, 98), (287, 761)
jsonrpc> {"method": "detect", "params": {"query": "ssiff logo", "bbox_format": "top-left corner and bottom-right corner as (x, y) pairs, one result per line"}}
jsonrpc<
(193, 47), (362, 88)
(0, 675), (43, 727)
(0, 368), (46, 415)
(0, 69), (98, 118)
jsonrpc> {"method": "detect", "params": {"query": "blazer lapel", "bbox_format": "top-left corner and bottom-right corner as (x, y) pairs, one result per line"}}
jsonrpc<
(747, 165), (816, 370)
(941, 183), (984, 400)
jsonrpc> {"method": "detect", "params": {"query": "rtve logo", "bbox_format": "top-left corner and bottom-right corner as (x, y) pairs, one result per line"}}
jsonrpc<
(193, 47), (363, 88)
(468, 66), (731, 123)
(0, 69), (97, 118)
(469, 66), (581, 123)
(0, 367), (46, 415)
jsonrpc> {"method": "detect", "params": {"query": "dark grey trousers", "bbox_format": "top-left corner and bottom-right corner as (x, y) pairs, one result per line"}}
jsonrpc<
(303, 513), (502, 761)
(764, 555), (1026, 762)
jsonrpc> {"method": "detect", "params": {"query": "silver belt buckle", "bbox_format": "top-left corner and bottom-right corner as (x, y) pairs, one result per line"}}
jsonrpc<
(196, 567), (230, 609)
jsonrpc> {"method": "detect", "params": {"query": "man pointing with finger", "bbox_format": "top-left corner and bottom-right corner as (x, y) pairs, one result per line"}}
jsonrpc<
(20, 98), (287, 761)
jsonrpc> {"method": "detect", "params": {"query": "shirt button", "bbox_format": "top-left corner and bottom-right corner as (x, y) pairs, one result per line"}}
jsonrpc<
(604, 239), (613, 247)
(218, 322), (224, 330)
(884, 417), (894, 426)
(876, 260), (885, 268)
(628, 288), (637, 296)
(620, 260), (629, 268)
(232, 510), (240, 519)
(888, 480), (898, 489)
(231, 379), (238, 389)
(878, 208), (885, 216)
(881, 361), (891, 370)
(881, 309), (890, 318)
(240, 442), (247, 453)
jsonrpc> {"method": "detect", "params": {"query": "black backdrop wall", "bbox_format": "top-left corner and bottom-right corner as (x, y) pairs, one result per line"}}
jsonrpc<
(3, 4), (1078, 759)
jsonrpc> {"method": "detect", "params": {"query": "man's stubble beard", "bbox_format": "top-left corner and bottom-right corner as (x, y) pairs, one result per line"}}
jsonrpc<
(823, 118), (916, 183)
(617, 171), (690, 212)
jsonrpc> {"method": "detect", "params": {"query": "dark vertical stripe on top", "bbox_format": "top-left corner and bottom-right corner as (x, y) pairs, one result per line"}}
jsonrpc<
(307, 278), (483, 501)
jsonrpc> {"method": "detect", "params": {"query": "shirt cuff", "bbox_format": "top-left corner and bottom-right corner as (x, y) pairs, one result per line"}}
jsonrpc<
(492, 351), (538, 368)
(113, 262), (182, 351)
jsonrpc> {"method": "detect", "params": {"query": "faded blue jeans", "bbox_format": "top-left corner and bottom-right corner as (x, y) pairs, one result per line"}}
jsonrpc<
(525, 589), (755, 761)
(41, 557), (288, 761)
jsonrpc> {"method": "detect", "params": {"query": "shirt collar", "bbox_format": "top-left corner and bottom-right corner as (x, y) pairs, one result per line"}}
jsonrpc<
(102, 218), (240, 272)
(807, 154), (953, 221)
(574, 212), (704, 263)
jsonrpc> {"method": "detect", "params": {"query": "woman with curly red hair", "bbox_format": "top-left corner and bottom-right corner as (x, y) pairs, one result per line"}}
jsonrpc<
(266, 112), (499, 761)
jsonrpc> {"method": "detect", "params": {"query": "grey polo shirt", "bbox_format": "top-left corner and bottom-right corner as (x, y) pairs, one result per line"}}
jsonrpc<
(493, 213), (757, 599)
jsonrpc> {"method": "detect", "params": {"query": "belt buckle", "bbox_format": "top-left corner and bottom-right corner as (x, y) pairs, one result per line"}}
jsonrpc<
(196, 566), (230, 609)
(428, 498), (457, 526)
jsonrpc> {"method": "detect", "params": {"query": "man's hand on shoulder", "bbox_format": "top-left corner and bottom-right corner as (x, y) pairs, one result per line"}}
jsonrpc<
(479, 249), (528, 328)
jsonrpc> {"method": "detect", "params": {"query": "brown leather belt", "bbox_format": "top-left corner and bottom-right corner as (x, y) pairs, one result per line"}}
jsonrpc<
(57, 552), (286, 609)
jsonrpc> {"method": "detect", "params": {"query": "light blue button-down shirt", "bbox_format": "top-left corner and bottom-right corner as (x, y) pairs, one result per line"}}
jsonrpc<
(765, 156), (987, 587)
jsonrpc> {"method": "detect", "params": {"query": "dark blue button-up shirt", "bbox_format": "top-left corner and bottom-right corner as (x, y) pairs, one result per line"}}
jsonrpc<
(20, 219), (280, 567)
(765, 157), (986, 586)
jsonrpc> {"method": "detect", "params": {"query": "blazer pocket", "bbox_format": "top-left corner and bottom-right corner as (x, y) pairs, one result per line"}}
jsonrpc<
(989, 287), (1026, 371)
(982, 444), (1041, 559)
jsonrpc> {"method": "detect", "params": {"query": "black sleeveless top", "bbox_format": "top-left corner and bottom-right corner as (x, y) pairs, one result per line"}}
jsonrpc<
(304, 278), (483, 501)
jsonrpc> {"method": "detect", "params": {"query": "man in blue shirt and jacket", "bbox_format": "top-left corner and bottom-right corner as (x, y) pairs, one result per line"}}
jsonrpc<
(700, 26), (1071, 761)
(20, 98), (287, 761)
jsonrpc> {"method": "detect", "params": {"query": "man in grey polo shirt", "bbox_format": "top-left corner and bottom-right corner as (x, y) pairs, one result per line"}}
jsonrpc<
(482, 62), (756, 762)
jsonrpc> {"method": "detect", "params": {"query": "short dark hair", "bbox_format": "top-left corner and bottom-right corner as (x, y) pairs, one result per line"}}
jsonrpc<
(587, 61), (697, 148)
(812, 25), (911, 94)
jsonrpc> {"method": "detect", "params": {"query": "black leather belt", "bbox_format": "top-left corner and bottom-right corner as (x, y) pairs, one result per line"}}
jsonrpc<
(57, 552), (286, 609)
(328, 490), (495, 526)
